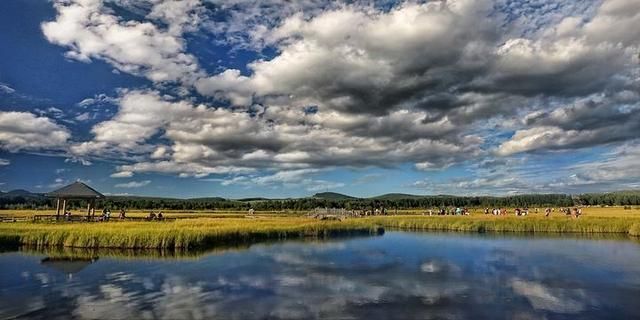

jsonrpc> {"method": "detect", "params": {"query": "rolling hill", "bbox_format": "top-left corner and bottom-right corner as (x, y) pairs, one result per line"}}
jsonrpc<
(0, 189), (44, 199)
(371, 193), (427, 200)
(312, 192), (357, 200)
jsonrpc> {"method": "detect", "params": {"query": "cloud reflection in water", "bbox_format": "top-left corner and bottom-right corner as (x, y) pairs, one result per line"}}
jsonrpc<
(1, 232), (639, 319)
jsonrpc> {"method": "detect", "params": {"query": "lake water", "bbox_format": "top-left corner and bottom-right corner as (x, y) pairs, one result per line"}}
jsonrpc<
(1, 232), (640, 319)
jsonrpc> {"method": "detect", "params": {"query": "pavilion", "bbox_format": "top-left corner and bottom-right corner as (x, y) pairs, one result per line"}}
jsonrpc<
(46, 181), (105, 218)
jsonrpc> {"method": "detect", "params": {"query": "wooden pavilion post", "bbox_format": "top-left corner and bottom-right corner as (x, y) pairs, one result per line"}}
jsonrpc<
(56, 198), (61, 218)
(61, 199), (67, 217)
(86, 201), (91, 217)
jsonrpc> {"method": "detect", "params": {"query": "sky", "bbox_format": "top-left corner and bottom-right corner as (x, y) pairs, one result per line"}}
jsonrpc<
(0, 0), (639, 198)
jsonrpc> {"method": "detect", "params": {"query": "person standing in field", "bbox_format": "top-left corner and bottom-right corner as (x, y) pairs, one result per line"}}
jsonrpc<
(119, 208), (126, 220)
(571, 208), (581, 218)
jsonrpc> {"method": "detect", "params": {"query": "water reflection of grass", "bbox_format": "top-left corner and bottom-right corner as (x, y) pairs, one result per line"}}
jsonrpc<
(16, 244), (250, 260)
(392, 229), (640, 244)
(0, 213), (638, 249)
(14, 234), (379, 260)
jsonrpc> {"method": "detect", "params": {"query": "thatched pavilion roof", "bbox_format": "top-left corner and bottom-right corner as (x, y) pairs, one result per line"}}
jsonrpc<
(46, 181), (105, 199)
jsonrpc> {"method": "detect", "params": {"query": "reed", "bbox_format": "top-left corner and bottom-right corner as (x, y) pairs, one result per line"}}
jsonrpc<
(0, 217), (383, 249)
(629, 223), (640, 237)
(366, 215), (640, 235)
(0, 213), (638, 249)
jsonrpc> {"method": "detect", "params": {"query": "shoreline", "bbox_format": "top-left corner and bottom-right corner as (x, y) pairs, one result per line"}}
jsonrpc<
(0, 215), (638, 249)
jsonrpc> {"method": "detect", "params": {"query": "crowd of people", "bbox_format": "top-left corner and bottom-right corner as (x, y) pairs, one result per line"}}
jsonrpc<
(99, 208), (167, 221)
(552, 207), (583, 218)
(100, 208), (168, 221)
(96, 208), (127, 221)
(147, 211), (164, 220)
(422, 207), (584, 218)
(61, 205), (586, 222)
(63, 209), (72, 221)
(484, 208), (531, 216)
(426, 208), (471, 215)
(59, 207), (172, 222)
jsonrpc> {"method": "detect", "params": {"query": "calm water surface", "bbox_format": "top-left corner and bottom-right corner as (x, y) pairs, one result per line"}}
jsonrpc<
(1, 232), (640, 319)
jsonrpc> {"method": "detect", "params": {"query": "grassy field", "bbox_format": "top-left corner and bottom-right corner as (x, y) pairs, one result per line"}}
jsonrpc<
(1, 207), (639, 249)
(0, 209), (292, 219)
(3, 206), (640, 218)
(0, 217), (384, 249)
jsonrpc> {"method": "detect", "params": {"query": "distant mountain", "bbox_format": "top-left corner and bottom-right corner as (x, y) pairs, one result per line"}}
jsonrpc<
(312, 192), (357, 200)
(106, 195), (232, 202)
(236, 197), (271, 202)
(6, 189), (34, 196)
(371, 193), (426, 200)
(188, 197), (229, 202)
(0, 189), (44, 199)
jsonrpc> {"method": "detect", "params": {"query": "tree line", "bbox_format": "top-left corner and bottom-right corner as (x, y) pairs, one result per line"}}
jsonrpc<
(4, 192), (639, 211)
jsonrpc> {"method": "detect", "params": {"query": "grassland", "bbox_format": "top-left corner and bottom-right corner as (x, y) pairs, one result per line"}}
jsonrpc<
(1, 207), (639, 249)
(0, 216), (385, 249)
(0, 209), (293, 219)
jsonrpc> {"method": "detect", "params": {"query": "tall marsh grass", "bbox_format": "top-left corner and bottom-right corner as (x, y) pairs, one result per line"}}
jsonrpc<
(365, 215), (640, 235)
(0, 217), (383, 249)
(0, 213), (638, 249)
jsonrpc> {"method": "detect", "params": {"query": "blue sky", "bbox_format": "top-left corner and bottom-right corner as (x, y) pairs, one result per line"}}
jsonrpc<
(0, 0), (639, 198)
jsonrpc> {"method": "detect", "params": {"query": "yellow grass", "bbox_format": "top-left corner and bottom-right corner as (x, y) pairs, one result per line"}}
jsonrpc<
(0, 217), (383, 249)
(3, 206), (639, 218)
(0, 209), (292, 219)
(1, 207), (639, 249)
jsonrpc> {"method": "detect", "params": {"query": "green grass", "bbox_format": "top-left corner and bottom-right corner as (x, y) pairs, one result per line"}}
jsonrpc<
(1, 210), (639, 249)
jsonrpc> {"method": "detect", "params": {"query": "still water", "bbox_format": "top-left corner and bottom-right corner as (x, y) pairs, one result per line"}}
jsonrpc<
(1, 232), (640, 319)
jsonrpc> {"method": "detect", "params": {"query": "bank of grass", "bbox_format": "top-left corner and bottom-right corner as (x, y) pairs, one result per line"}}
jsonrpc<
(2, 206), (640, 219)
(368, 215), (640, 236)
(0, 217), (384, 249)
(0, 209), (289, 219)
(1, 208), (639, 249)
